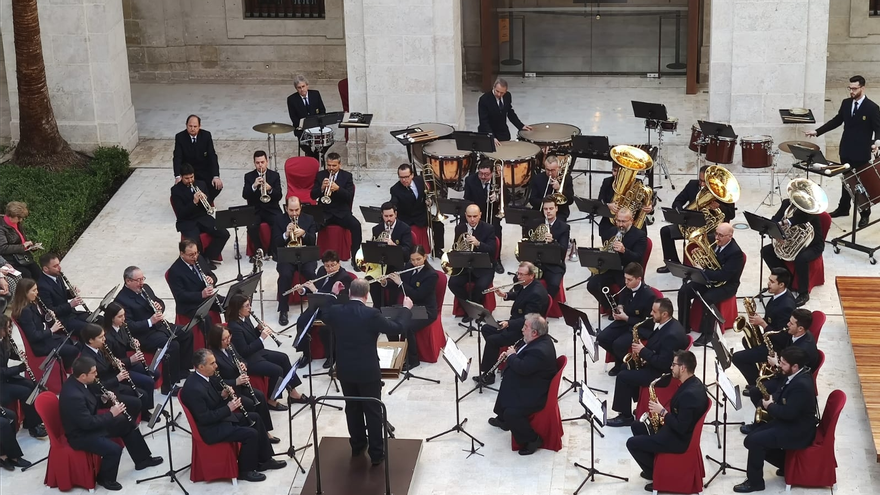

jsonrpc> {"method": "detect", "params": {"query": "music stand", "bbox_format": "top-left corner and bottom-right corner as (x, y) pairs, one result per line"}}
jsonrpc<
(438, 198), (473, 226)
(743, 211), (785, 306)
(446, 251), (492, 340)
(86, 284), (122, 323)
(557, 303), (605, 403)
(359, 205), (383, 225)
(137, 385), (190, 494)
(457, 299), (501, 399)
(219, 271), (261, 309)
(382, 306), (438, 394)
(572, 197), (612, 249)
(292, 305), (343, 418)
(573, 249), (622, 326)
(426, 337), (484, 457)
(516, 241), (562, 267)
(698, 121), (737, 164)
(300, 204), (326, 226)
(572, 388), (628, 493)
(277, 246), (321, 312)
(215, 206), (256, 281)
(703, 360), (745, 488)
(361, 241), (404, 307)
(504, 206), (543, 234)
(270, 360), (311, 472)
(301, 293), (342, 388)
(452, 131), (496, 154)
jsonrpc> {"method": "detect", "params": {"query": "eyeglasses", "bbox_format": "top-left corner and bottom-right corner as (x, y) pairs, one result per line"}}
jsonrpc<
(398, 174), (412, 179)
(848, 86), (861, 92)
(131, 277), (146, 283)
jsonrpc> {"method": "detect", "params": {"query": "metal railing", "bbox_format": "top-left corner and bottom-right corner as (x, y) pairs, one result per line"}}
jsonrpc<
(244, 0), (325, 19)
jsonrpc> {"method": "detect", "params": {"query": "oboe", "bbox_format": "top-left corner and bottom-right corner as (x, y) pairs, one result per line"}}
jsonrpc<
(250, 313), (282, 347)
(60, 271), (90, 312)
(10, 339), (37, 382)
(95, 377), (132, 422)
(214, 370), (255, 426)
(228, 344), (260, 405)
(488, 338), (525, 374)
(102, 346), (143, 398)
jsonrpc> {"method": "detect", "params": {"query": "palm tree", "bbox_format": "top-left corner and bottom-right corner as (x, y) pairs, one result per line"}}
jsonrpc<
(9, 0), (87, 169)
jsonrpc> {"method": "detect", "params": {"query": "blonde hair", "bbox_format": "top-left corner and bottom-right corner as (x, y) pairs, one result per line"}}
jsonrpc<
(5, 201), (29, 219)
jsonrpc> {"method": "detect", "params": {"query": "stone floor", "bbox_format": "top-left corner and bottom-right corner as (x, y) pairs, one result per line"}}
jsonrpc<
(3, 77), (879, 495)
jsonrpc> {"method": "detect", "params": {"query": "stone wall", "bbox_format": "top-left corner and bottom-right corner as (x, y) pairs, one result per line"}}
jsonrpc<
(0, 29), (9, 146)
(124, 0), (346, 83)
(827, 0), (880, 83)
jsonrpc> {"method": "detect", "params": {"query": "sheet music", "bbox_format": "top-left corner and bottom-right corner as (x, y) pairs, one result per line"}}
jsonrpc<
(378, 347), (396, 369)
(716, 361), (742, 410)
(579, 382), (607, 425)
(441, 336), (469, 376)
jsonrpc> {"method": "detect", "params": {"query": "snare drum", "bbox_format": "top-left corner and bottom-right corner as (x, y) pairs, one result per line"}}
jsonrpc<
(660, 118), (679, 133)
(517, 123), (582, 150)
(740, 135), (774, 168)
(422, 140), (472, 185)
(483, 141), (541, 188)
(410, 122), (454, 164)
(844, 159), (880, 211)
(302, 126), (335, 148)
(705, 136), (736, 164)
(688, 124), (707, 153)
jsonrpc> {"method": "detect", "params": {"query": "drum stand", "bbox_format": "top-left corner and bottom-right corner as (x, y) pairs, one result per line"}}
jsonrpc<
(653, 127), (675, 190)
(760, 150), (784, 207)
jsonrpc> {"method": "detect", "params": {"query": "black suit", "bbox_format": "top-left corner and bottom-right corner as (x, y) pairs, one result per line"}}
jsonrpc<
(463, 174), (504, 252)
(393, 265), (439, 366)
(59, 377), (153, 484)
(287, 89), (325, 159)
(626, 375), (709, 477)
(16, 303), (79, 368)
(0, 342), (41, 430)
(678, 238), (744, 334)
(477, 90), (525, 142)
(273, 213), (319, 313)
(170, 180), (230, 261)
(173, 129), (222, 202)
(612, 318), (688, 415)
(78, 345), (150, 418)
(480, 280), (549, 374)
(760, 199), (824, 294)
(529, 174), (575, 221)
(167, 256), (219, 317)
(103, 326), (157, 397)
(321, 300), (410, 461)
(211, 346), (273, 431)
(732, 290), (797, 387)
(294, 268), (354, 362)
(494, 334), (557, 445)
(747, 331), (820, 409)
(659, 178), (736, 264)
(815, 96), (880, 212)
(36, 273), (88, 336)
(180, 370), (274, 473)
(368, 220), (412, 308)
(0, 405), (24, 460)
(521, 218), (570, 298)
(447, 220), (497, 305)
(311, 169), (362, 260)
(389, 177), (445, 255)
(242, 169), (283, 255)
(598, 283), (658, 368)
(227, 317), (299, 396)
(587, 226), (648, 312)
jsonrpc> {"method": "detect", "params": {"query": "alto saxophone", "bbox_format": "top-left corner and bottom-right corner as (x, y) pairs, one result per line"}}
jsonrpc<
(753, 369), (776, 424)
(623, 317), (652, 370)
(733, 296), (763, 349)
(639, 372), (671, 434)
(758, 330), (784, 375)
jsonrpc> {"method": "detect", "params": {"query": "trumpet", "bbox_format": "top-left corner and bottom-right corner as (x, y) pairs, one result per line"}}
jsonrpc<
(95, 377), (132, 422)
(482, 280), (525, 294)
(488, 338), (524, 374)
(60, 272), (90, 312)
(369, 265), (421, 285)
(11, 339), (37, 382)
(228, 344), (260, 406)
(250, 312), (283, 347)
(602, 286), (626, 315)
(286, 216), (303, 247)
(194, 184), (215, 217)
(213, 370), (255, 427)
(258, 170), (271, 203)
(282, 269), (338, 296)
(320, 174), (335, 204)
(36, 296), (68, 336)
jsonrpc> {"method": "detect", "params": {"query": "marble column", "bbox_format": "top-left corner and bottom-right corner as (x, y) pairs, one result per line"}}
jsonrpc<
(0, 0), (138, 151)
(708, 0), (830, 171)
(344, 0), (465, 166)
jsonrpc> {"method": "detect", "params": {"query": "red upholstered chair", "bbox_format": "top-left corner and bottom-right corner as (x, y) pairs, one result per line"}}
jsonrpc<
(246, 222), (272, 257)
(812, 350), (825, 397)
(338, 78), (349, 143)
(652, 399), (712, 494)
(784, 389), (846, 491)
(415, 270), (448, 363)
(785, 212), (830, 293)
(811, 310), (826, 343)
(510, 355), (567, 452)
(688, 253), (747, 333)
(169, 197), (221, 261)
(250, 374), (270, 398)
(126, 350), (163, 390)
(316, 185), (356, 261)
(181, 402), (240, 485)
(287, 272), (308, 305)
(451, 288), (496, 316)
(34, 392), (102, 491)
(165, 269), (221, 351)
(14, 322), (66, 394)
(642, 237), (653, 273)
(541, 279), (566, 318)
(411, 225), (431, 254)
(284, 156), (320, 203)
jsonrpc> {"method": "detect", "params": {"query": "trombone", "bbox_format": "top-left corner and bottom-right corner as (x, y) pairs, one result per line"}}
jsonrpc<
(482, 280), (524, 294)
(258, 170), (271, 203)
(319, 174), (335, 204)
(194, 184), (216, 217)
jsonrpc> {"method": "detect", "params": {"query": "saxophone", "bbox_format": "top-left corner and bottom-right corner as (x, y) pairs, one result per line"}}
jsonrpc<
(639, 373), (671, 434)
(623, 317), (652, 370)
(733, 296), (763, 349)
(772, 178), (827, 261)
(589, 229), (624, 275)
(758, 330), (784, 375)
(753, 369), (776, 424)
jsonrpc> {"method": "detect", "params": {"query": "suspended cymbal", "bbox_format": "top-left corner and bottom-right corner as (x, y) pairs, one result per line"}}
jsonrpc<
(253, 122), (296, 135)
(778, 140), (820, 154)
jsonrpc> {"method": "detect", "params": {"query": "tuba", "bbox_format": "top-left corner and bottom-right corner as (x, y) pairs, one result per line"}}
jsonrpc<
(683, 229), (724, 286)
(733, 296), (763, 349)
(680, 165), (740, 238)
(639, 373), (671, 434)
(772, 178), (827, 261)
(609, 145), (654, 229)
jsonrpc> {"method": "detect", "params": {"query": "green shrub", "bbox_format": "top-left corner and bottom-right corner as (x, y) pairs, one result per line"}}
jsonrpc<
(0, 146), (131, 257)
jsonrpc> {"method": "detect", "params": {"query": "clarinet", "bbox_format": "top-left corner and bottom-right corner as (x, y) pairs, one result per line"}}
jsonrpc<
(228, 344), (260, 405)
(120, 323), (146, 365)
(95, 377), (132, 422)
(35, 297), (68, 336)
(250, 313), (282, 347)
(214, 370), (255, 427)
(488, 338), (525, 374)
(142, 289), (173, 336)
(10, 339), (37, 382)
(102, 345), (143, 398)
(60, 271), (90, 312)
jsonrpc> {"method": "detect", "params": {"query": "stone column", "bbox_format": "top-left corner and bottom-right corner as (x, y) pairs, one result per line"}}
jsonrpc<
(708, 0), (830, 169)
(0, 0), (138, 151)
(344, 0), (464, 166)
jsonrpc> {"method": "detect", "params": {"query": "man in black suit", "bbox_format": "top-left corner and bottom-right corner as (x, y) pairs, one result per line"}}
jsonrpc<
(367, 202), (412, 308)
(529, 155), (575, 221)
(626, 350), (709, 491)
(464, 162), (504, 273)
(523, 197), (570, 299)
(806, 75), (880, 227)
(656, 166), (736, 273)
(390, 163), (445, 257)
(476, 261), (549, 385)
(587, 208), (648, 313)
(735, 347), (818, 493)
(607, 298), (689, 427)
(597, 262), (658, 376)
(115, 266), (193, 391)
(60, 357), (162, 491)
(168, 239), (221, 317)
(760, 198), (824, 307)
(273, 197), (318, 325)
(448, 204), (498, 313)
(320, 279), (412, 466)
(488, 314), (558, 456)
(287, 75), (325, 160)
(173, 114), (223, 202)
(36, 253), (89, 337)
(477, 77), (532, 146)
(242, 150), (283, 258)
(170, 163), (230, 265)
(677, 222), (744, 345)
(180, 349), (286, 483)
(311, 152), (362, 264)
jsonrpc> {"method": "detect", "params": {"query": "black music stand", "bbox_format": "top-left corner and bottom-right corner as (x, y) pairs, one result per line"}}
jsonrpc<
(361, 241), (404, 307)
(277, 246), (321, 312)
(570, 135), (611, 206)
(457, 299), (500, 399)
(271, 359), (311, 472)
(572, 390), (628, 493)
(504, 206), (543, 235)
(567, 248), (621, 320)
(136, 385), (189, 494)
(632, 101), (668, 172)
(659, 207), (706, 289)
(359, 205), (383, 225)
(446, 251), (492, 340)
(452, 130), (496, 154)
(219, 271), (261, 308)
(383, 306), (438, 394)
(743, 211), (785, 306)
(216, 206), (256, 280)
(557, 303), (606, 407)
(300, 204), (326, 226)
(703, 358), (745, 488)
(301, 293), (342, 388)
(301, 112), (344, 168)
(438, 198), (472, 226)
(425, 338), (483, 458)
(573, 197), (612, 249)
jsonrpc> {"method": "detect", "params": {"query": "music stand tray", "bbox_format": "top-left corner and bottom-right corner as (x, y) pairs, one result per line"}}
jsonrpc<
(574, 197), (613, 219)
(361, 241), (405, 272)
(697, 120), (737, 140)
(452, 131), (496, 153)
(504, 206), (543, 229)
(300, 112), (344, 133)
(438, 198), (473, 221)
(662, 207), (706, 231)
(300, 204), (325, 226)
(446, 251), (492, 271)
(338, 113), (374, 128)
(220, 271), (262, 309)
(215, 206), (256, 230)
(517, 241), (563, 266)
(577, 249), (622, 273)
(359, 206), (383, 225)
(631, 101), (668, 122)
(743, 212), (785, 241)
(664, 261), (710, 286)
(570, 135), (611, 160)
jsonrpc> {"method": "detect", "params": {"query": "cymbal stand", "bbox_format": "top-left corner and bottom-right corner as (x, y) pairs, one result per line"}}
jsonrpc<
(760, 149), (784, 207)
(653, 124), (674, 190)
(266, 132), (280, 172)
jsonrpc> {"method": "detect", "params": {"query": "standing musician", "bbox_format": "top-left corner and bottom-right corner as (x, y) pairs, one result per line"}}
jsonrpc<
(596, 165), (655, 236)
(286, 74), (325, 160)
(386, 245), (438, 370)
(101, 303), (159, 397)
(115, 266), (193, 392)
(273, 197), (318, 326)
(735, 347), (818, 493)
(529, 155), (575, 221)
(36, 253), (89, 337)
(0, 314), (46, 439)
(390, 163), (445, 257)
(320, 279), (412, 466)
(464, 162), (505, 274)
(10, 278), (79, 368)
(587, 207), (648, 314)
(367, 202), (413, 308)
(477, 77), (532, 147)
(475, 261), (548, 386)
(242, 150), (283, 259)
(447, 204), (498, 318)
(597, 262), (658, 376)
(181, 349), (286, 483)
(0, 201), (42, 280)
(676, 222), (744, 346)
(225, 294), (306, 411)
(173, 114), (223, 202)
(170, 163), (231, 266)
(607, 298), (688, 427)
(167, 239), (223, 325)
(626, 350), (708, 491)
(524, 196), (570, 299)
(488, 314), (557, 456)
(805, 75), (880, 228)
(60, 357), (163, 491)
(311, 152), (362, 265)
(656, 166), (736, 273)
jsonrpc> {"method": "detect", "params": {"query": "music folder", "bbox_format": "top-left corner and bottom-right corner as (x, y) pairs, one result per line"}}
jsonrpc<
(441, 336), (471, 382)
(579, 385), (607, 427)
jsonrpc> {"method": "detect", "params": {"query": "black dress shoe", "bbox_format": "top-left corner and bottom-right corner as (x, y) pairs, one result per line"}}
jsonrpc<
(10, 457), (32, 468)
(371, 455), (385, 466)
(494, 261), (505, 274)
(0, 458), (14, 472)
(518, 436), (543, 456)
(740, 423), (755, 435)
(606, 415), (634, 427)
(828, 207), (850, 218)
(794, 293), (810, 308)
(97, 479), (123, 491)
(640, 471), (652, 480)
(472, 372), (495, 385)
(488, 416), (510, 431)
(269, 436), (281, 444)
(352, 446), (367, 457)
(402, 361), (420, 372)
(288, 394), (309, 404)
(461, 315), (473, 324)
(776, 468), (785, 477)
(608, 365), (622, 377)
(279, 312), (289, 326)
(693, 332), (712, 347)
(257, 459), (287, 471)
(268, 402), (289, 411)
(322, 359), (335, 369)
(350, 263), (362, 273)
(644, 482), (654, 492)
(733, 480), (765, 492)
(134, 456), (164, 471)
(239, 470), (267, 482)
(656, 265), (670, 274)
(742, 386), (754, 397)
(859, 212), (871, 228)
(28, 424), (47, 438)
(208, 262), (219, 271)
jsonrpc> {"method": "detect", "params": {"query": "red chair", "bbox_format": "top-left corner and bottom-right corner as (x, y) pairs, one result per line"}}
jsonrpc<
(34, 392), (102, 491)
(811, 310), (826, 343)
(284, 156), (319, 203)
(181, 402), (240, 485)
(245, 222), (272, 257)
(784, 389), (846, 491)
(249, 374), (270, 398)
(126, 350), (163, 390)
(411, 225), (431, 253)
(169, 198), (221, 261)
(316, 185), (356, 261)
(287, 272), (308, 305)
(541, 279), (566, 318)
(688, 253), (747, 333)
(14, 322), (65, 394)
(338, 78), (349, 143)
(510, 355), (567, 452)
(652, 399), (712, 494)
(451, 287), (496, 316)
(415, 270), (448, 363)
(785, 212), (831, 293)
(812, 350), (825, 397)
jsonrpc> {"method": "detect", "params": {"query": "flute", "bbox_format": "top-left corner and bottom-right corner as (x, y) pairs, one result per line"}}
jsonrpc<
(282, 270), (338, 296)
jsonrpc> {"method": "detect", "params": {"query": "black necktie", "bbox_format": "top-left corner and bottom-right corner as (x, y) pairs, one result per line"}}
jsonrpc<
(853, 101), (859, 116)
(190, 264), (200, 280)
(497, 98), (503, 111)
(304, 97), (309, 109)
(191, 136), (196, 144)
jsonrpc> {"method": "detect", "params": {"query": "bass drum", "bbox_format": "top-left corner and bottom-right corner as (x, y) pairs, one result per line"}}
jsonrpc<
(705, 136), (736, 165)
(482, 141), (541, 188)
(422, 140), (472, 190)
(740, 135), (774, 169)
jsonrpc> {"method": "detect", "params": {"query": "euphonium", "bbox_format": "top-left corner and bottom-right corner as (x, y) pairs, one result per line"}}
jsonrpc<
(623, 317), (652, 370)
(609, 145), (654, 229)
(193, 184), (216, 217)
(683, 229), (724, 287)
(772, 178), (827, 261)
(733, 296), (763, 349)
(258, 170), (271, 203)
(679, 164), (740, 238)
(639, 373), (671, 434)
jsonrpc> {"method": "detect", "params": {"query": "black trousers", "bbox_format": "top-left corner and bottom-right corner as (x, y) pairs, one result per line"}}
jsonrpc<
(0, 377), (42, 429)
(761, 244), (822, 294)
(541, 266), (564, 299)
(239, 387), (273, 431)
(626, 421), (684, 477)
(0, 408), (23, 459)
(180, 224), (230, 262)
(247, 210), (282, 257)
(659, 224), (684, 263)
(743, 423), (790, 487)
(210, 412), (273, 473)
(838, 157), (872, 214)
(276, 261), (318, 313)
(448, 269), (493, 305)
(597, 321), (632, 368)
(430, 220), (446, 256)
(61, 312), (89, 338)
(195, 172), (222, 203)
(119, 366), (155, 413)
(612, 368), (661, 415)
(388, 315), (435, 365)
(139, 329), (191, 391)
(677, 281), (734, 334)
(494, 403), (542, 446)
(68, 414), (152, 483)
(339, 380), (384, 460)
(732, 343), (770, 388)
(587, 270), (625, 313)
(324, 213), (362, 260)
(246, 349), (300, 399)
(50, 340), (81, 369)
(480, 325), (521, 374)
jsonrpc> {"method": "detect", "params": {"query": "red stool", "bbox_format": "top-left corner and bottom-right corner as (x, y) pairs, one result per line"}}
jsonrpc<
(415, 270), (448, 363)
(785, 212), (830, 293)
(285, 156), (319, 203)
(652, 399), (712, 494)
(510, 356), (567, 452)
(181, 402), (240, 485)
(246, 222), (272, 257)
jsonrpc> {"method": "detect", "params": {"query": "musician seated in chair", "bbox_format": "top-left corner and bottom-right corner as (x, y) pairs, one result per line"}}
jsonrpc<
(286, 74), (325, 160)
(529, 155), (575, 221)
(0, 314), (47, 440)
(487, 314), (557, 456)
(597, 165), (655, 236)
(173, 114), (223, 202)
(607, 298), (688, 427)
(311, 152), (362, 265)
(365, 202), (412, 309)
(385, 245), (438, 370)
(522, 197), (570, 299)
(587, 208), (648, 315)
(474, 261), (548, 386)
(102, 302), (159, 394)
(676, 222), (744, 346)
(626, 350), (708, 492)
(597, 262), (657, 377)
(273, 197), (318, 326)
(171, 163), (230, 267)
(36, 253), (89, 337)
(464, 162), (505, 274)
(242, 150), (283, 260)
(759, 194), (824, 308)
(10, 278), (79, 369)
(167, 239), (224, 321)
(448, 204), (498, 322)
(390, 163), (445, 257)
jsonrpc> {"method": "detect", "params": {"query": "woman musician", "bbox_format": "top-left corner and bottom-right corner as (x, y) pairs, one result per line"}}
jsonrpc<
(10, 278), (79, 369)
(102, 303), (158, 392)
(384, 245), (438, 370)
(0, 314), (47, 439)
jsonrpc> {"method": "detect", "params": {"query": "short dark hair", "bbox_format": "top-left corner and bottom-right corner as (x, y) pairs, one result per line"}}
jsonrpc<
(38, 252), (59, 268)
(541, 196), (558, 207)
(624, 262), (644, 279)
(674, 350), (697, 374)
(253, 150), (268, 161)
(193, 348), (213, 368)
(179, 239), (197, 253)
(477, 161), (493, 170)
(791, 308), (812, 331)
(81, 323), (104, 343)
(186, 114), (201, 125)
(72, 356), (97, 378)
(780, 346), (808, 369)
(397, 163), (413, 175)
(656, 297), (674, 317)
(180, 163), (195, 176)
(380, 201), (396, 213)
(321, 250), (340, 263)
(326, 152), (341, 162)
(769, 267), (790, 288)
(699, 165), (709, 174)
(851, 75), (866, 87)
